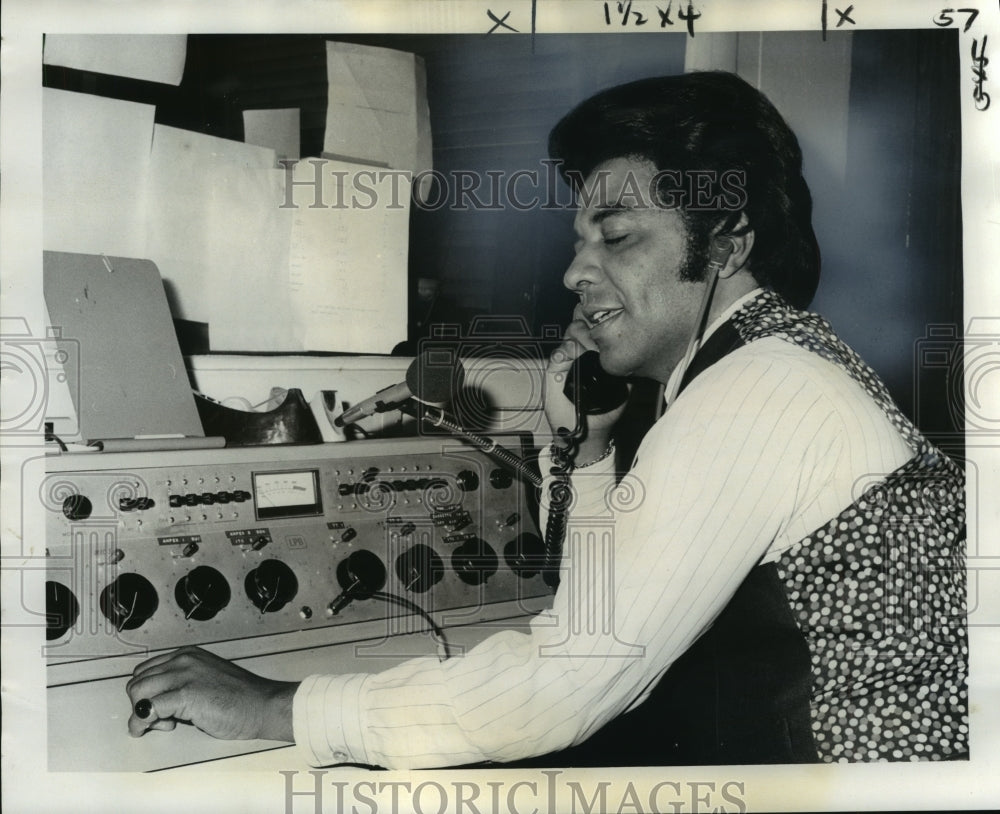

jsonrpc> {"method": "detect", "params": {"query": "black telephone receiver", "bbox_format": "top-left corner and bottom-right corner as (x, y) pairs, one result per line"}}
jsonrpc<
(562, 350), (629, 415)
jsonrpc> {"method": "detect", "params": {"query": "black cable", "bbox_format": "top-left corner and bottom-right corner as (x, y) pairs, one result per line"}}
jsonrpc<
(45, 428), (69, 452)
(371, 590), (452, 661)
(541, 425), (580, 590)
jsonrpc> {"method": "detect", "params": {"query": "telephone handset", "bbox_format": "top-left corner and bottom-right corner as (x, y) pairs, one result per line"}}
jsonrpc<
(562, 350), (629, 416)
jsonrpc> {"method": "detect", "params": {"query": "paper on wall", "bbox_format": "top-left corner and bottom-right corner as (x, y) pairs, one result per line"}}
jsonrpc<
(144, 124), (281, 326)
(243, 108), (301, 162)
(43, 34), (187, 86)
(324, 41), (433, 195)
(194, 166), (297, 352)
(44, 73), (414, 353)
(43, 88), (154, 259)
(286, 158), (409, 353)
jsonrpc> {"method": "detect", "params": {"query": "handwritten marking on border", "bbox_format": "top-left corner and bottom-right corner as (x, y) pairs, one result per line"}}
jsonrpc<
(486, 9), (519, 35)
(933, 7), (981, 33)
(972, 36), (990, 111)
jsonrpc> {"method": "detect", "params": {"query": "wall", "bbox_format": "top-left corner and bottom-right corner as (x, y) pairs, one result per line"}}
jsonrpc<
(44, 31), (963, 439)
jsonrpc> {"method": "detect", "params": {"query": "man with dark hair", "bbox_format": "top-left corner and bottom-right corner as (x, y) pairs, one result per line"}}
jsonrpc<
(125, 71), (968, 767)
(548, 71), (819, 309)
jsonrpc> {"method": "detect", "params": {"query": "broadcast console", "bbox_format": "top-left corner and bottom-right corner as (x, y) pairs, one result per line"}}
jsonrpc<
(42, 438), (550, 771)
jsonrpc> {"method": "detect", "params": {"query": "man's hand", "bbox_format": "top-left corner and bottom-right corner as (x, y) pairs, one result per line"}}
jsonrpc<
(543, 305), (627, 462)
(126, 646), (298, 742)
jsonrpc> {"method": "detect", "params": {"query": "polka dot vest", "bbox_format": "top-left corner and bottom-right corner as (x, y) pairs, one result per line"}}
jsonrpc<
(731, 291), (968, 762)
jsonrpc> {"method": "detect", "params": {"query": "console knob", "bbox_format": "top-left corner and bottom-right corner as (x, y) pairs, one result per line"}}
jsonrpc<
(245, 560), (298, 613)
(452, 538), (498, 586)
(175, 566), (231, 621)
(504, 532), (546, 578)
(100, 573), (159, 630)
(329, 550), (387, 614)
(61, 494), (92, 521)
(395, 544), (444, 593)
(456, 470), (480, 492)
(46, 580), (79, 640)
(489, 468), (513, 489)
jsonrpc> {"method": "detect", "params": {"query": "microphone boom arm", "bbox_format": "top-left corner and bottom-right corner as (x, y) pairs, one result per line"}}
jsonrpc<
(399, 403), (543, 488)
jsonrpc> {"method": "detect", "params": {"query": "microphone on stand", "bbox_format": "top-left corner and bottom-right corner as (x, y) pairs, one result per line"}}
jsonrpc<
(334, 352), (463, 428)
(338, 349), (543, 488)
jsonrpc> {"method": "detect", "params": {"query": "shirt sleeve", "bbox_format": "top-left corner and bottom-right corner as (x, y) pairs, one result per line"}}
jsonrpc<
(293, 339), (912, 769)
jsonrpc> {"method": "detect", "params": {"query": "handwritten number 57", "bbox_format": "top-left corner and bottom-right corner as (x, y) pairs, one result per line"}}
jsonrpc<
(933, 8), (980, 32)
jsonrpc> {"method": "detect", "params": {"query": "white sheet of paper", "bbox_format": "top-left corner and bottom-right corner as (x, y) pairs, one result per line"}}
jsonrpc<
(43, 34), (187, 86)
(197, 166), (297, 351)
(145, 125), (282, 326)
(287, 159), (409, 353)
(243, 107), (300, 161)
(42, 88), (154, 259)
(324, 40), (432, 181)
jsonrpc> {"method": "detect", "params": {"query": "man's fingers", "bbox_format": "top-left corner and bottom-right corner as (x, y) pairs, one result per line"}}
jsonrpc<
(549, 307), (597, 368)
(121, 645), (290, 742)
(126, 660), (185, 704)
(129, 698), (159, 737)
(564, 324), (597, 354)
(130, 645), (209, 681)
(126, 662), (177, 699)
(127, 646), (218, 699)
(129, 651), (176, 679)
(547, 340), (578, 379)
(128, 689), (186, 737)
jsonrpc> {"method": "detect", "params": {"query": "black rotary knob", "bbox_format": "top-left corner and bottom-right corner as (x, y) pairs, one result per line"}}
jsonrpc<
(175, 566), (231, 621)
(46, 580), (79, 641)
(245, 560), (298, 613)
(395, 544), (445, 593)
(99, 573), (159, 631)
(451, 538), (498, 586)
(456, 469), (480, 491)
(489, 468), (513, 489)
(504, 532), (546, 578)
(62, 494), (93, 521)
(330, 550), (387, 614)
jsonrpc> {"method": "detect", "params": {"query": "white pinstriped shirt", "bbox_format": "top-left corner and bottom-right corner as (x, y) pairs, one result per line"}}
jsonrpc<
(292, 292), (913, 769)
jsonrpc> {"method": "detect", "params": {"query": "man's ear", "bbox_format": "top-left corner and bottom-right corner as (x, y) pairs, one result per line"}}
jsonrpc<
(714, 213), (754, 280)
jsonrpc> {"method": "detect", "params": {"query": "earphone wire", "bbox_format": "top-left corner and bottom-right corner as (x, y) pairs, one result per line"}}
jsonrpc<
(657, 246), (730, 416)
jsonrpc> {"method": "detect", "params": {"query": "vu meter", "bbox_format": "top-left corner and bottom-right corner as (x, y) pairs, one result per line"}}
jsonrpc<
(252, 469), (322, 519)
